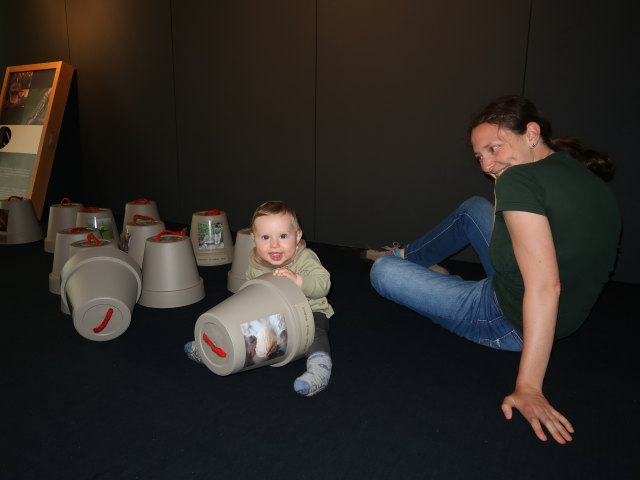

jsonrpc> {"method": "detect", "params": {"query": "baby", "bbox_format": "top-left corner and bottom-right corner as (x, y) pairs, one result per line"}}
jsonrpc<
(185, 201), (334, 396)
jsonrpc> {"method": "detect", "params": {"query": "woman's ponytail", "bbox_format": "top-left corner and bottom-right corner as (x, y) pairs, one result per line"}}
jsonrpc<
(551, 137), (615, 181)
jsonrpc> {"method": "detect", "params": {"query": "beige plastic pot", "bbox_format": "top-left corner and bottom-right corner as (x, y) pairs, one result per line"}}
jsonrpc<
(194, 273), (315, 376)
(44, 198), (83, 253)
(138, 230), (205, 308)
(75, 207), (119, 242)
(0, 196), (43, 245)
(60, 247), (142, 341)
(189, 209), (234, 266)
(121, 215), (165, 268)
(122, 198), (161, 232)
(227, 227), (255, 293)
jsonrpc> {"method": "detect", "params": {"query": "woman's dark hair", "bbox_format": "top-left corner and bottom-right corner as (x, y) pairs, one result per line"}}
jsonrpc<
(470, 95), (615, 181)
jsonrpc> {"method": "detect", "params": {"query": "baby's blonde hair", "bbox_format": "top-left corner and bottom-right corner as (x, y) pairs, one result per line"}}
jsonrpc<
(251, 201), (300, 231)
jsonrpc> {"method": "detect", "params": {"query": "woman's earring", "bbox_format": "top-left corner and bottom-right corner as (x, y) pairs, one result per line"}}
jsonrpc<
(531, 143), (537, 148)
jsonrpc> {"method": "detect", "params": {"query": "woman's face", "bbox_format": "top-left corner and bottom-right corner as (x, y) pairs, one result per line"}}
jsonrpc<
(470, 122), (534, 179)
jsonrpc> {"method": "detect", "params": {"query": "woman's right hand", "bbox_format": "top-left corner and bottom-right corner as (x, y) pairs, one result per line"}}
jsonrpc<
(501, 210), (570, 444)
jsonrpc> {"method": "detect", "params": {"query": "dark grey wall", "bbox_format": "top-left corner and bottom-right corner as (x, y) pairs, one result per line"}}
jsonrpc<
(315, 0), (528, 248)
(524, 0), (640, 285)
(171, 1), (317, 235)
(65, 0), (180, 219)
(1, 0), (638, 284)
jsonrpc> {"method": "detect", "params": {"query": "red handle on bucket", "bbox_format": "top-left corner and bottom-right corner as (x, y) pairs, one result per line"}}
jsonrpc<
(203, 209), (221, 215)
(81, 206), (101, 212)
(86, 232), (101, 245)
(7, 196), (23, 201)
(133, 214), (154, 224)
(68, 227), (92, 234)
(203, 333), (227, 357)
(60, 197), (72, 206)
(131, 198), (151, 204)
(154, 230), (185, 241)
(93, 308), (114, 333)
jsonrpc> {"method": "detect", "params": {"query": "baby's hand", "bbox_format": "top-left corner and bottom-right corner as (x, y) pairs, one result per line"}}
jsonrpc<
(273, 268), (303, 288)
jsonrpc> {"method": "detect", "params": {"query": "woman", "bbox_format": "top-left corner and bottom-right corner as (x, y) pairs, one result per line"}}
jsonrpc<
(368, 95), (621, 444)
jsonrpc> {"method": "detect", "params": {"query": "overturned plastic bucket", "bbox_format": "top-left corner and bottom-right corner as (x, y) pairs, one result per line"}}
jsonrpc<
(122, 198), (161, 232)
(190, 209), (234, 266)
(0, 196), (43, 245)
(194, 273), (315, 376)
(60, 245), (142, 341)
(76, 207), (119, 242)
(227, 227), (254, 293)
(44, 198), (83, 253)
(139, 230), (205, 308)
(121, 214), (165, 268)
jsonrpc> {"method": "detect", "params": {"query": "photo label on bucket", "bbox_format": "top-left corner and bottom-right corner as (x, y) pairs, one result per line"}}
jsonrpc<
(198, 221), (224, 251)
(240, 313), (287, 368)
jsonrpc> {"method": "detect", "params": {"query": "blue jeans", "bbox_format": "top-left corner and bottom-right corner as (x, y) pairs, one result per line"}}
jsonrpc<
(369, 196), (523, 352)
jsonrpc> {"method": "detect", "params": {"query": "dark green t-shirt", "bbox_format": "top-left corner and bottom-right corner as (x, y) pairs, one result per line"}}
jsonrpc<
(490, 151), (620, 338)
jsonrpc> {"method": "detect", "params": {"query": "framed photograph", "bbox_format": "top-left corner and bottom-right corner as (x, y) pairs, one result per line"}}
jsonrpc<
(0, 61), (75, 219)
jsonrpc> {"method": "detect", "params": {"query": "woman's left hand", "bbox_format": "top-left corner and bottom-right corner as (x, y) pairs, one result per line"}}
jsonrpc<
(501, 386), (574, 444)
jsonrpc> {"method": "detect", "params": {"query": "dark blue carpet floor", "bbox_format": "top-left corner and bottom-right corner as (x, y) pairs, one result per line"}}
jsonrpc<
(1, 239), (638, 480)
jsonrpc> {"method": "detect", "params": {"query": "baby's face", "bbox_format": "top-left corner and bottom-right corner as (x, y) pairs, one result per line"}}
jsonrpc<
(252, 212), (301, 267)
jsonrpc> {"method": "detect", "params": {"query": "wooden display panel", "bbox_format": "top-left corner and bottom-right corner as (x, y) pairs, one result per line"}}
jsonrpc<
(0, 61), (75, 219)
